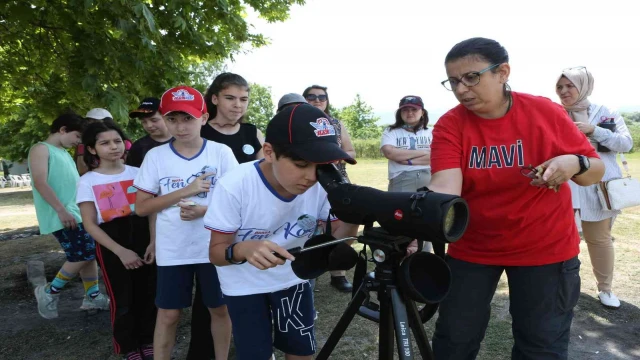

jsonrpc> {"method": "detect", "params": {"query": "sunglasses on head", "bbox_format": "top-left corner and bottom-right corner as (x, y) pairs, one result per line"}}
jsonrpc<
(305, 94), (328, 102)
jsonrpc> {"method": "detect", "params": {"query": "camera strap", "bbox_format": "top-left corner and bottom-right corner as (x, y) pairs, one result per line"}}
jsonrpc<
(353, 243), (368, 297)
(416, 187), (448, 259)
(433, 242), (445, 259)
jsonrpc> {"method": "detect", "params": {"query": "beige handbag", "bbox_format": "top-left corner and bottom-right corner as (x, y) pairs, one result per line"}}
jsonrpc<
(596, 154), (640, 211)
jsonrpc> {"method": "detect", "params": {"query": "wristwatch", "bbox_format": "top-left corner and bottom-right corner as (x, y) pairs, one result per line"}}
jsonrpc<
(573, 154), (590, 177)
(225, 243), (246, 265)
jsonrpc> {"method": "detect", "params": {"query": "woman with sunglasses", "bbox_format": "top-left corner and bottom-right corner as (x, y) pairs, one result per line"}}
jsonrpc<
(555, 67), (632, 309)
(303, 85), (356, 178)
(302, 85), (357, 293)
(428, 37), (604, 360)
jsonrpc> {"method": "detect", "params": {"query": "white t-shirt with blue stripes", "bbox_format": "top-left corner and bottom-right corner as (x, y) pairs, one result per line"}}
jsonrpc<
(204, 160), (334, 296)
(134, 140), (238, 266)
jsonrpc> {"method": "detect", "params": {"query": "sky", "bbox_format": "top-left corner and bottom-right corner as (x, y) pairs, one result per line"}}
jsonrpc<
(226, 0), (640, 124)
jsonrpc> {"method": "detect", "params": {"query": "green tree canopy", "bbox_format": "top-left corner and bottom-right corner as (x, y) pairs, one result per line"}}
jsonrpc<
(622, 112), (640, 123)
(0, 0), (303, 160)
(335, 94), (382, 140)
(244, 83), (274, 132)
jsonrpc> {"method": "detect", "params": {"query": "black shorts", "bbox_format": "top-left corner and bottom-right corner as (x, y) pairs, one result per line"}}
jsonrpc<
(156, 263), (225, 309)
(226, 282), (316, 359)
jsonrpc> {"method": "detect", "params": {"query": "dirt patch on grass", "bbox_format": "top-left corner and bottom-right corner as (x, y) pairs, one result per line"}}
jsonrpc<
(0, 235), (194, 360)
(1, 234), (639, 359)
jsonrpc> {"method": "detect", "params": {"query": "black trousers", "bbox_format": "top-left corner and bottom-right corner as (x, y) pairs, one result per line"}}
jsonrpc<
(432, 255), (581, 360)
(186, 276), (215, 360)
(97, 216), (157, 355)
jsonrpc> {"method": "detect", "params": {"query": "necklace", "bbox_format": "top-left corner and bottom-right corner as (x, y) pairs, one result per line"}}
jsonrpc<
(210, 121), (237, 128)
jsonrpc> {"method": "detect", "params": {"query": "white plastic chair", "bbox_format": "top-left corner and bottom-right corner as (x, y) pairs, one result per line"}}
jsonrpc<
(19, 175), (29, 187)
(21, 174), (31, 185)
(9, 175), (27, 187)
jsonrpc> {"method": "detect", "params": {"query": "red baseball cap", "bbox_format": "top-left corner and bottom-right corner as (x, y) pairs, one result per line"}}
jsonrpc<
(159, 86), (206, 118)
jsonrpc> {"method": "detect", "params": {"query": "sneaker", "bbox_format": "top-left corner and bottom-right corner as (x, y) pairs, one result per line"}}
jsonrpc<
(123, 350), (143, 360)
(34, 284), (59, 319)
(80, 292), (110, 311)
(598, 291), (621, 309)
(140, 344), (153, 360)
(330, 276), (353, 293)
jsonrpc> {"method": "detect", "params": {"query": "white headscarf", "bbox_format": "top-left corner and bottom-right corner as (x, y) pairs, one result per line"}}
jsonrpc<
(557, 67), (595, 124)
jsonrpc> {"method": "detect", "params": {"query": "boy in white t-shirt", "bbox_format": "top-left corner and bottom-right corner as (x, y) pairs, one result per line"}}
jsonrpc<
(205, 103), (359, 360)
(134, 86), (238, 360)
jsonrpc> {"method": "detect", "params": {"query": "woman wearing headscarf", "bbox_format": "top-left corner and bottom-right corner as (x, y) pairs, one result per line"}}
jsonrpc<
(556, 66), (633, 309)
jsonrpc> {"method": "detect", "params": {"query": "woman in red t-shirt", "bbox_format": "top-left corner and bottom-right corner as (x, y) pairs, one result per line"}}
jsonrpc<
(429, 37), (604, 360)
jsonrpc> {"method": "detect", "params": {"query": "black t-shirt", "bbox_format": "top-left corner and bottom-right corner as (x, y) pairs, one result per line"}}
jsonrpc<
(126, 135), (172, 168)
(200, 123), (262, 164)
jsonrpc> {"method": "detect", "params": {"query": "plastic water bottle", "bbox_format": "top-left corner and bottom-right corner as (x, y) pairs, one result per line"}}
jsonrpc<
(201, 165), (217, 183)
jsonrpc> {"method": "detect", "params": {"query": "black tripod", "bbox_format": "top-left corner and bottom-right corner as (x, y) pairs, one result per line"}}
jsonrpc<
(316, 227), (441, 360)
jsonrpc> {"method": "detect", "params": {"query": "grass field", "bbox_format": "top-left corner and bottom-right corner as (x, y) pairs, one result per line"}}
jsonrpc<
(0, 155), (639, 359)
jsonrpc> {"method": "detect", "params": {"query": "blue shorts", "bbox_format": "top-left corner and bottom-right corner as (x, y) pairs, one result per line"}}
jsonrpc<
(226, 282), (316, 359)
(156, 263), (225, 309)
(51, 223), (96, 262)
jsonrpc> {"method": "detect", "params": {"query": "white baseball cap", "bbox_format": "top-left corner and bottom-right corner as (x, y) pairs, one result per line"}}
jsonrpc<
(85, 108), (113, 120)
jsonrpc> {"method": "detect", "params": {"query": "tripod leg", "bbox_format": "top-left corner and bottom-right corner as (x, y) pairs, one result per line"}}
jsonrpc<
(379, 286), (396, 360)
(316, 285), (368, 360)
(406, 298), (434, 360)
(390, 288), (413, 360)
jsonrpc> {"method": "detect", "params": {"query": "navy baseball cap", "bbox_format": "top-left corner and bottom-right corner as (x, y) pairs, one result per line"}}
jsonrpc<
(129, 97), (160, 118)
(265, 103), (356, 165)
(398, 95), (424, 110)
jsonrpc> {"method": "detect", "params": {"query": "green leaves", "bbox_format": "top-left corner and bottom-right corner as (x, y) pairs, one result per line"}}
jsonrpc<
(81, 75), (98, 94)
(135, 3), (157, 33)
(335, 94), (382, 140)
(0, 0), (304, 160)
(84, 0), (95, 11)
(172, 16), (187, 31)
(217, 0), (230, 13)
(244, 83), (274, 132)
(245, 0), (305, 22)
(622, 112), (640, 123)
